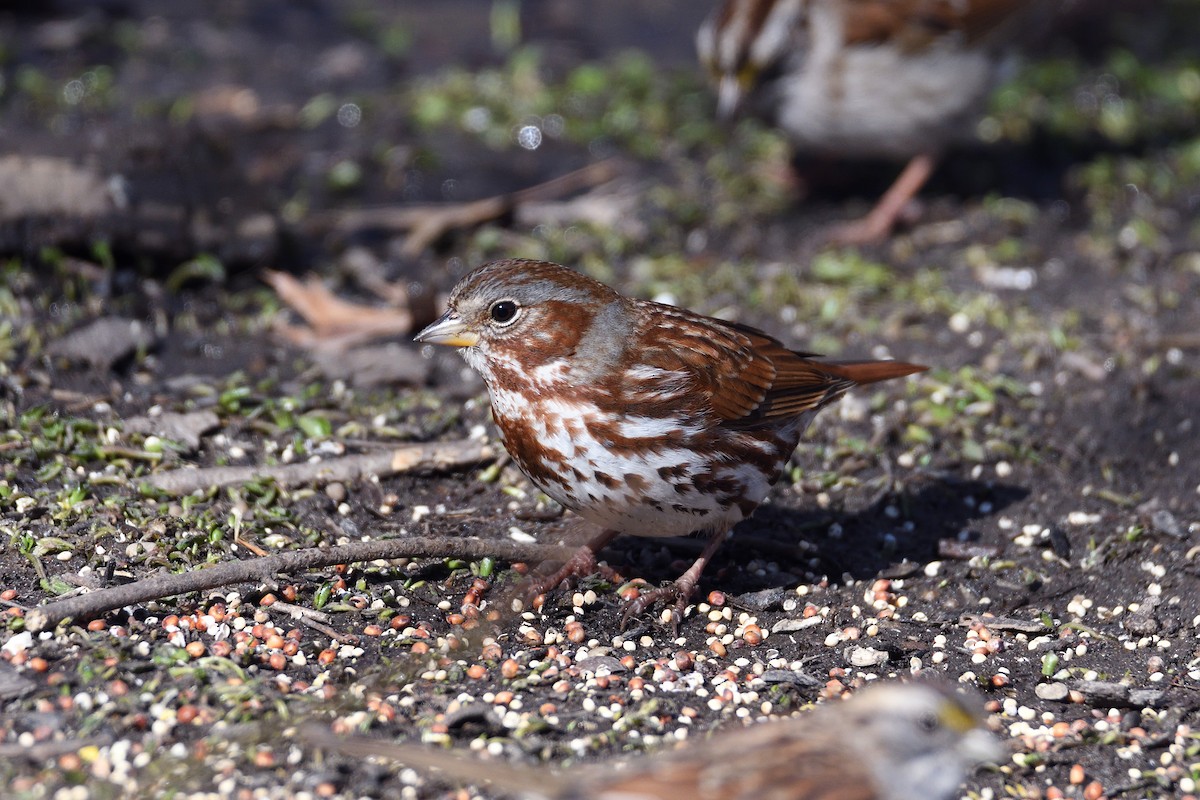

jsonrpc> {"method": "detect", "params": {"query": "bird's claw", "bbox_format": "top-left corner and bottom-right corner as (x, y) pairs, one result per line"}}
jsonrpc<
(619, 582), (694, 635)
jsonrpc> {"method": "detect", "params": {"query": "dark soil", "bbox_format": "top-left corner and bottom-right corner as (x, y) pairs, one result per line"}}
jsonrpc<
(1, 2), (1199, 799)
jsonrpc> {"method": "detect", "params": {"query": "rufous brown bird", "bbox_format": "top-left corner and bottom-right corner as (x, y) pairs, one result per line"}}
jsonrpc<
(416, 259), (925, 625)
(696, 0), (1055, 243)
(304, 681), (1002, 800)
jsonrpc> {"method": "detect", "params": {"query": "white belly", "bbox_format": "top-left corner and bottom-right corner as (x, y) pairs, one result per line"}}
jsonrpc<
(777, 37), (1002, 159)
(489, 387), (781, 538)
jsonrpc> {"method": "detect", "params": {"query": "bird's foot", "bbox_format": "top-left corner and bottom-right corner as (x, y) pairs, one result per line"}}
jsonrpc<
(619, 577), (698, 635)
(522, 530), (620, 612)
(822, 152), (936, 245)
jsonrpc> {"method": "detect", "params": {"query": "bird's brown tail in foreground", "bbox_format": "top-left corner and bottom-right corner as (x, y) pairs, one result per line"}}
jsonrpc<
(823, 359), (928, 386)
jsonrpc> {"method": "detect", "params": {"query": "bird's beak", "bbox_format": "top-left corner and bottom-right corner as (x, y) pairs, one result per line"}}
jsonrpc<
(414, 311), (479, 348)
(961, 728), (1005, 764)
(716, 75), (744, 119)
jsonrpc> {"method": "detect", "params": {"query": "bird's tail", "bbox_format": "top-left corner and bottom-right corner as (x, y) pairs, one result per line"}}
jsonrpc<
(822, 359), (928, 386)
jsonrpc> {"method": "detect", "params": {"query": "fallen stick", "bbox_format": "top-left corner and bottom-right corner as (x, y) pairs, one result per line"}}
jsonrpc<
(25, 537), (577, 633)
(309, 159), (623, 257)
(267, 599), (359, 644)
(143, 440), (495, 495)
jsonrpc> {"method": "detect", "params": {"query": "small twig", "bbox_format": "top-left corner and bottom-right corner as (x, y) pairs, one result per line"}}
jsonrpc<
(309, 159), (624, 257)
(267, 600), (334, 625)
(25, 537), (577, 632)
(267, 600), (357, 644)
(142, 440), (495, 495)
(95, 446), (164, 462)
(235, 536), (271, 557)
(1155, 332), (1200, 350)
(0, 737), (114, 762)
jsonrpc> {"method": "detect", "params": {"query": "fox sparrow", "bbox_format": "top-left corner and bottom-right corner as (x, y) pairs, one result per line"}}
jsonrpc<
(305, 681), (1002, 800)
(697, 0), (1054, 242)
(416, 259), (925, 625)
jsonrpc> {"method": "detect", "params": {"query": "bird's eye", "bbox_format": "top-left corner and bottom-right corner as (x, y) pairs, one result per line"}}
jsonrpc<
(918, 713), (940, 733)
(489, 300), (520, 326)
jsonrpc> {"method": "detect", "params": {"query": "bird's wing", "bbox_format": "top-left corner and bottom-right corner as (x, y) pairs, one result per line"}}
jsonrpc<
(630, 304), (855, 426)
(841, 0), (1042, 50)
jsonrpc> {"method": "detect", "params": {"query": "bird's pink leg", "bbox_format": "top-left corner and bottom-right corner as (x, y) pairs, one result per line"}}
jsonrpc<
(523, 528), (621, 608)
(620, 529), (729, 633)
(827, 152), (937, 244)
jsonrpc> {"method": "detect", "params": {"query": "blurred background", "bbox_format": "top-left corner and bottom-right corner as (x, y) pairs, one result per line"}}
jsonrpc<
(2, 3), (1200, 799)
(2, 0), (1198, 287)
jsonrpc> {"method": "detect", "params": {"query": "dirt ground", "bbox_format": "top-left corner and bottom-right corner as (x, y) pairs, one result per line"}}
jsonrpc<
(2, 1), (1199, 799)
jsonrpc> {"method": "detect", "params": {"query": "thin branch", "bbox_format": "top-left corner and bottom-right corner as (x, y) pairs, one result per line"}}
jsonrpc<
(267, 599), (358, 644)
(0, 737), (114, 762)
(143, 440), (495, 495)
(308, 159), (624, 257)
(25, 537), (576, 633)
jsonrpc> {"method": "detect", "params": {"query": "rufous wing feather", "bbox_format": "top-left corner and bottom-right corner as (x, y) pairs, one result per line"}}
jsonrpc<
(842, 0), (1044, 50)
